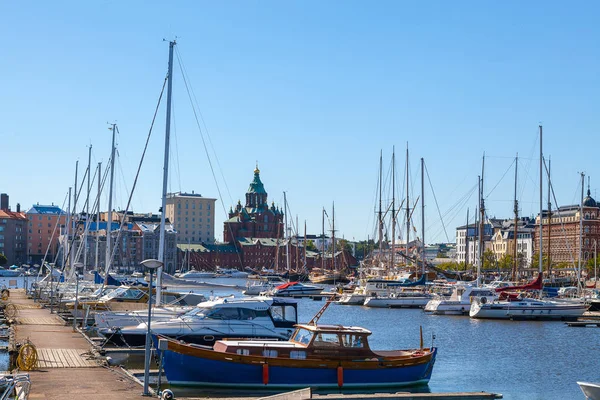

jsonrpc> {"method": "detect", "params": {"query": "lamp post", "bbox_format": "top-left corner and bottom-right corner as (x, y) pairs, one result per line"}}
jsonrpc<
(140, 258), (163, 396)
(72, 262), (83, 331)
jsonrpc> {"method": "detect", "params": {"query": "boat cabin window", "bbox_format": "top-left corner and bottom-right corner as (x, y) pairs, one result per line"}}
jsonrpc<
(340, 333), (365, 348)
(263, 349), (278, 357)
(239, 308), (269, 320)
(120, 288), (145, 300)
(236, 349), (250, 355)
(290, 350), (306, 359)
(269, 304), (297, 327)
(206, 307), (241, 320)
(291, 328), (313, 345)
(181, 307), (210, 318)
(313, 333), (341, 347)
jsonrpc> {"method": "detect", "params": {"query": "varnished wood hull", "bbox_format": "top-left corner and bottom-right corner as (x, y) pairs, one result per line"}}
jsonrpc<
(158, 336), (437, 389)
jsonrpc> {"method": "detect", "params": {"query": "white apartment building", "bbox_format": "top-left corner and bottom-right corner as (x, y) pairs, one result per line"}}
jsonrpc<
(165, 192), (217, 244)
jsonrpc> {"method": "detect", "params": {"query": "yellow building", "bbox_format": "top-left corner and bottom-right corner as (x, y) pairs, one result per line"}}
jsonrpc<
(165, 192), (217, 245)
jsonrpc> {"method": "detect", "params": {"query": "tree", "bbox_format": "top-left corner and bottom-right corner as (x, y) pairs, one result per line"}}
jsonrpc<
(0, 253), (6, 267)
(531, 252), (549, 270)
(482, 249), (496, 270)
(337, 239), (352, 253)
(498, 254), (514, 270)
(305, 240), (317, 252)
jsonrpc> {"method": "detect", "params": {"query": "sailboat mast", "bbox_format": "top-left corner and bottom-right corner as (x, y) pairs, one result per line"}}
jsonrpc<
(332, 202), (336, 272)
(95, 162), (101, 269)
(391, 148), (396, 274)
(405, 144), (410, 271)
(84, 145), (92, 269)
(478, 155), (485, 286)
(303, 221), (307, 272)
(156, 40), (176, 305)
(106, 124), (116, 277)
(70, 161), (78, 273)
(421, 157), (425, 276)
(538, 125), (543, 277)
(65, 187), (72, 269)
(295, 215), (299, 271)
(512, 154), (519, 281)
(284, 192), (290, 274)
(579, 172), (584, 294)
(378, 151), (383, 268)
(547, 158), (552, 278)
(465, 208), (469, 270)
(322, 207), (325, 271)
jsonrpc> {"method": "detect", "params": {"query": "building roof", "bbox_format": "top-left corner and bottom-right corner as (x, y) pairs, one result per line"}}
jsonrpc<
(167, 191), (216, 200)
(135, 222), (175, 233)
(583, 189), (597, 207)
(247, 167), (267, 195)
(26, 204), (65, 215)
(0, 210), (26, 221)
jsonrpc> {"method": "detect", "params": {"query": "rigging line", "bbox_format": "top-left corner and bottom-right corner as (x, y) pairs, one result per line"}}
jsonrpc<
(176, 52), (240, 255)
(485, 158), (515, 199)
(104, 75), (168, 276)
(171, 97), (183, 193)
(424, 161), (450, 243)
(175, 47), (234, 206)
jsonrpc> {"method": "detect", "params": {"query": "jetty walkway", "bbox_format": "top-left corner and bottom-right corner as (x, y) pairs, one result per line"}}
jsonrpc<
(9, 289), (144, 400)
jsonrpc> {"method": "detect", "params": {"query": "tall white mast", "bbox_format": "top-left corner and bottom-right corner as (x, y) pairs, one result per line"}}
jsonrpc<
(405, 144), (410, 270)
(579, 172), (584, 294)
(421, 157), (425, 276)
(284, 192), (290, 275)
(478, 154), (485, 286)
(70, 161), (78, 274)
(391, 148), (396, 274)
(156, 40), (176, 305)
(83, 145), (92, 269)
(95, 162), (102, 269)
(538, 125), (543, 278)
(105, 124), (117, 279)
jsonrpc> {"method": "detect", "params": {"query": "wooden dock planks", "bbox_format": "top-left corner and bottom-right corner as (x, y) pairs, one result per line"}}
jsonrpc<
(37, 348), (98, 368)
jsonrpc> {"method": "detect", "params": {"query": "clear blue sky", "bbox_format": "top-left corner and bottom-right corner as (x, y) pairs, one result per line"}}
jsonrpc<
(2, 1), (599, 243)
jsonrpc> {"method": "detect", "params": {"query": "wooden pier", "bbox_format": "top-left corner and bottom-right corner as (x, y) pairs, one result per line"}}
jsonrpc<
(8, 289), (147, 399)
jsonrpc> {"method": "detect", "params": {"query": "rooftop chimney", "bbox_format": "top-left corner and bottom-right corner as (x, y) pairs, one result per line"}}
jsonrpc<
(16, 203), (20, 213)
(0, 194), (8, 211)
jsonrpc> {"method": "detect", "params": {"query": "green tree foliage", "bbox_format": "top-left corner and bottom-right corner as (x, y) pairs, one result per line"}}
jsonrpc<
(482, 249), (496, 270)
(336, 239), (352, 253)
(305, 240), (317, 252)
(355, 239), (376, 258)
(0, 253), (6, 267)
(498, 254), (514, 270)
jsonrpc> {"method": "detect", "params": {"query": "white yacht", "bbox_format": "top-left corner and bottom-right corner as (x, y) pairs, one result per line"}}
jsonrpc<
(269, 281), (323, 297)
(363, 290), (432, 308)
(217, 267), (249, 278)
(243, 275), (287, 295)
(469, 297), (588, 320)
(424, 285), (498, 315)
(100, 296), (298, 347)
(336, 278), (420, 306)
(94, 305), (194, 330)
(178, 269), (217, 279)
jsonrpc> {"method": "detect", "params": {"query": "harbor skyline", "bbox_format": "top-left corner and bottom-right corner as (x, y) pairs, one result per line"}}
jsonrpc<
(3, 1), (599, 243)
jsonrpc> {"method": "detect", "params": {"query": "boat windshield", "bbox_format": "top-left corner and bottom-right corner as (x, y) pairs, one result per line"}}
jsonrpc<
(101, 287), (144, 301)
(181, 307), (211, 318)
(291, 328), (313, 345)
(269, 304), (297, 326)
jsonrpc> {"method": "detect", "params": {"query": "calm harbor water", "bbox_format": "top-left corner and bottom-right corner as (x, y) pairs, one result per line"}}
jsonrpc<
(169, 277), (597, 400)
(3, 275), (592, 399)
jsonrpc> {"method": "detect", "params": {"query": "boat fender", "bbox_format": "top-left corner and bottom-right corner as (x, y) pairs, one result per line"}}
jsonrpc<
(262, 363), (269, 385)
(337, 366), (343, 387)
(160, 389), (175, 400)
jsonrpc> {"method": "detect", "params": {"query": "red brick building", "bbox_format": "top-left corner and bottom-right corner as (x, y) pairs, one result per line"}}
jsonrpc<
(178, 167), (357, 272)
(223, 166), (284, 242)
(534, 188), (600, 268)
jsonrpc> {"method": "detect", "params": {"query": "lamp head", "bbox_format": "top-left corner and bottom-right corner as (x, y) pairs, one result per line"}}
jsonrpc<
(141, 259), (163, 270)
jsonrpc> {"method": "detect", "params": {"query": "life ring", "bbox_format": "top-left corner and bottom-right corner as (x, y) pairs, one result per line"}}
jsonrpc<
(480, 297), (487, 304)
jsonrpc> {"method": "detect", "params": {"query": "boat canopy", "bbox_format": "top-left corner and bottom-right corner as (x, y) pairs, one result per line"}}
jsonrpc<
(495, 273), (542, 293)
